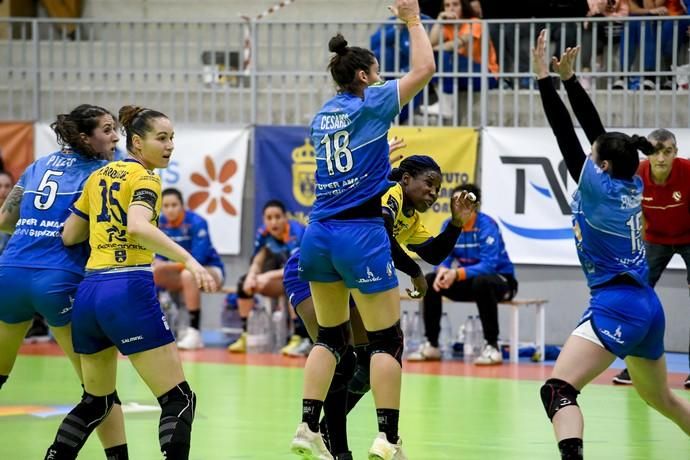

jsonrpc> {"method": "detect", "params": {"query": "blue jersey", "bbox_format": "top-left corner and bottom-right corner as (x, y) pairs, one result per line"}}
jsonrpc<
(439, 213), (515, 278)
(571, 158), (648, 288)
(0, 150), (106, 275)
(158, 210), (224, 272)
(253, 219), (305, 263)
(309, 80), (400, 221)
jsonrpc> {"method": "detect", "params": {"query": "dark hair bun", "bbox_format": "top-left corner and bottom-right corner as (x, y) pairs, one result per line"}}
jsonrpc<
(118, 105), (145, 128)
(631, 134), (655, 156)
(328, 33), (348, 56)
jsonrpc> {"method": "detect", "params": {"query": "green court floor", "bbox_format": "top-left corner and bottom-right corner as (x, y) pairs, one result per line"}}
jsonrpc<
(1, 354), (689, 459)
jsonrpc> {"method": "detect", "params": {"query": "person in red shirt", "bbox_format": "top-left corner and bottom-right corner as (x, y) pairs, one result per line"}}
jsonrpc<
(613, 128), (690, 388)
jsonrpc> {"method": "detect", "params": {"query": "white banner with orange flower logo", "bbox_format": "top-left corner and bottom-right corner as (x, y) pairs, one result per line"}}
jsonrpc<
(35, 123), (249, 255)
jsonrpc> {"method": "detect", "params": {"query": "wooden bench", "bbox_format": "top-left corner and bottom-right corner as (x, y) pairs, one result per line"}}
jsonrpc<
(400, 294), (548, 364)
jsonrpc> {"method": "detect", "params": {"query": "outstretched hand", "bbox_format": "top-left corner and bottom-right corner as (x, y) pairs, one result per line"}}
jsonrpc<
(388, 0), (421, 23)
(450, 190), (478, 227)
(531, 29), (550, 80)
(388, 136), (407, 165)
(552, 46), (579, 81)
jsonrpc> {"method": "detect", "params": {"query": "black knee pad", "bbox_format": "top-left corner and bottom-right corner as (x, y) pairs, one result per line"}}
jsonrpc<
(329, 345), (356, 393)
(366, 322), (404, 366)
(158, 381), (196, 453)
(45, 391), (117, 459)
(540, 378), (580, 421)
(316, 321), (350, 363)
(348, 345), (371, 395)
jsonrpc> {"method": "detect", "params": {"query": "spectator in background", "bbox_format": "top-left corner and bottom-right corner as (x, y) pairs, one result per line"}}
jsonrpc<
(228, 199), (307, 354)
(153, 188), (225, 350)
(661, 0), (690, 89)
(370, 12), (434, 123)
(409, 183), (517, 364)
(422, 0), (499, 118)
(480, 0), (533, 88)
(615, 0), (669, 90)
(580, 0), (630, 89)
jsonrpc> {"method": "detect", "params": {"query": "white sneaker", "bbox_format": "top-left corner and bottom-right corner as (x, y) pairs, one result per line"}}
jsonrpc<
(176, 327), (204, 350)
(406, 342), (441, 361)
(287, 338), (313, 357)
(368, 433), (407, 460)
(473, 343), (502, 365)
(290, 422), (333, 460)
(419, 101), (453, 118)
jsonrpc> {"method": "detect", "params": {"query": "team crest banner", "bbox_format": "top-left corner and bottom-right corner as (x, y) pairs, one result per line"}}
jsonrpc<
(253, 125), (477, 235)
(482, 127), (690, 268)
(34, 123), (248, 254)
(254, 125), (313, 229)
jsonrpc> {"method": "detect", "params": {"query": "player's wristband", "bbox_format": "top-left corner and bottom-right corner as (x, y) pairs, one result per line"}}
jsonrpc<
(456, 267), (467, 281)
(405, 16), (422, 28)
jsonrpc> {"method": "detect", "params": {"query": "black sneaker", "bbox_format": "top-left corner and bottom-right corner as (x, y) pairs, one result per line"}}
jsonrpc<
(612, 368), (632, 385)
(334, 452), (353, 460)
(23, 316), (51, 344)
(684, 375), (690, 389)
(318, 418), (331, 454)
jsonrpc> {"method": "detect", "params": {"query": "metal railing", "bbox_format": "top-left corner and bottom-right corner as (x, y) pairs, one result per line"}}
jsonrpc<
(1, 16), (690, 127)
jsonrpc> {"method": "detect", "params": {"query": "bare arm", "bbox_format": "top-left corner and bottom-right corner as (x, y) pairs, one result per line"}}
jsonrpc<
(0, 186), (23, 234)
(392, 0), (436, 106)
(62, 213), (90, 245)
(128, 205), (216, 291)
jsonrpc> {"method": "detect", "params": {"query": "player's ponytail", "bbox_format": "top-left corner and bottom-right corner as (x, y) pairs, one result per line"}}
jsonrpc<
(51, 104), (114, 159)
(118, 105), (168, 153)
(594, 132), (649, 180)
(630, 134), (655, 157)
(327, 33), (376, 94)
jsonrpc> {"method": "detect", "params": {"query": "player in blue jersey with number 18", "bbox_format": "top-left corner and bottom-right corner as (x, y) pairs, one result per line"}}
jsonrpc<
(290, 1), (435, 459)
(0, 105), (128, 459)
(533, 31), (690, 460)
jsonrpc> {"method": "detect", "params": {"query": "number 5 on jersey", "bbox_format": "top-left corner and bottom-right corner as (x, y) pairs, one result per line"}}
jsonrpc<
(321, 131), (353, 175)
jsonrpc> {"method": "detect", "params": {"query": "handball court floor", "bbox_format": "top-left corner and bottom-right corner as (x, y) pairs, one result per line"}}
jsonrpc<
(2, 342), (690, 459)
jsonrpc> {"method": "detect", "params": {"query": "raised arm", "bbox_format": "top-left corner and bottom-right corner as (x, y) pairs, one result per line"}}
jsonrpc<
(533, 30), (587, 181)
(552, 46), (606, 144)
(392, 0), (436, 106)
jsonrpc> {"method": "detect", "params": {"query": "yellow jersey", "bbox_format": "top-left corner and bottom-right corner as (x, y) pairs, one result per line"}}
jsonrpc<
(381, 183), (433, 247)
(72, 159), (162, 271)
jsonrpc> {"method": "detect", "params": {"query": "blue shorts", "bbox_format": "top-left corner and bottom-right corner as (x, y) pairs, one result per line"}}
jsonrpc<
(298, 219), (398, 294)
(578, 284), (665, 360)
(284, 252), (311, 309)
(71, 270), (175, 355)
(0, 267), (82, 327)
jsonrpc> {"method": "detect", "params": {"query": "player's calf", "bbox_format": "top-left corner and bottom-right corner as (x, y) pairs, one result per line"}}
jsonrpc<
(44, 391), (119, 460)
(158, 381), (196, 460)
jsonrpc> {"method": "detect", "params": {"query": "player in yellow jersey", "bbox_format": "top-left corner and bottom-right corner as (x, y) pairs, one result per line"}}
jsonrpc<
(287, 155), (476, 458)
(44, 106), (216, 460)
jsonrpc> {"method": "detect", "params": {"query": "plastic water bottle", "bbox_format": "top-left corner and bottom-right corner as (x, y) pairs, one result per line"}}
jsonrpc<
(272, 309), (288, 353)
(472, 316), (484, 356)
(400, 311), (410, 357)
(463, 316), (475, 362)
(408, 311), (422, 354)
(439, 312), (453, 359)
(247, 306), (272, 353)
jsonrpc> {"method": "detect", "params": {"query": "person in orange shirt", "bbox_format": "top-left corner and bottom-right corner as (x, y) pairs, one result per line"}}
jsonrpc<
(422, 0), (498, 118)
